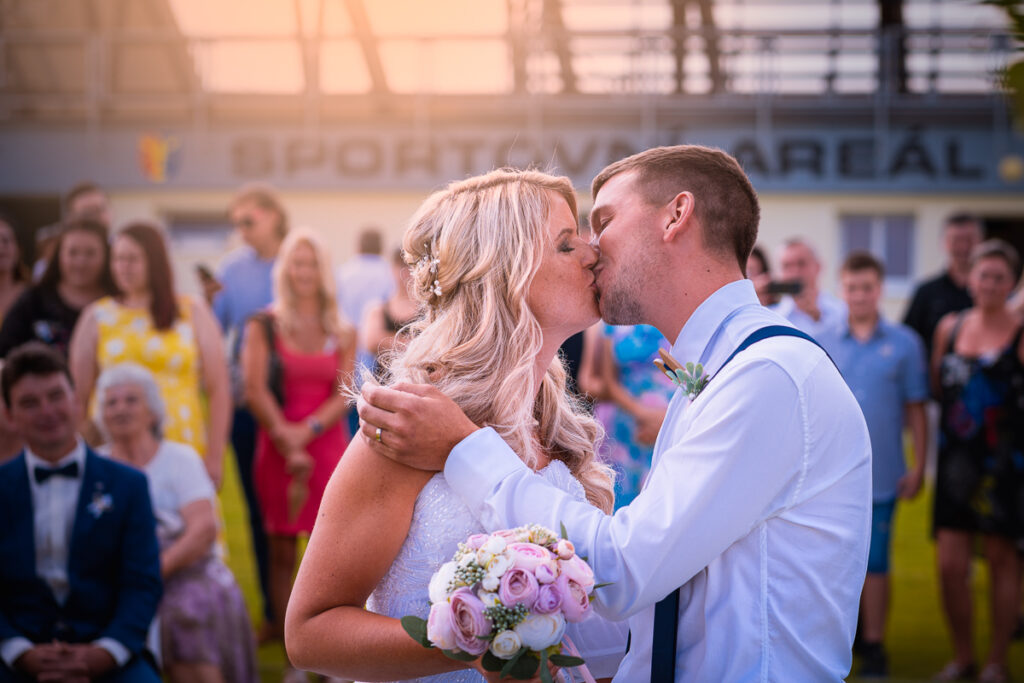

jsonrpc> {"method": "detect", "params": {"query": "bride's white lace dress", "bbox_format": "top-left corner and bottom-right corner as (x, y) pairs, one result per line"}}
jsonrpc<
(365, 460), (628, 683)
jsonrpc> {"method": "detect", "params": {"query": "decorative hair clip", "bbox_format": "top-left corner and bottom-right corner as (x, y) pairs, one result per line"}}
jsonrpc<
(417, 244), (442, 298)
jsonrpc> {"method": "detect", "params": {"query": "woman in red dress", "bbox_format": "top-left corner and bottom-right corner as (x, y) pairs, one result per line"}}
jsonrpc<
(241, 228), (355, 654)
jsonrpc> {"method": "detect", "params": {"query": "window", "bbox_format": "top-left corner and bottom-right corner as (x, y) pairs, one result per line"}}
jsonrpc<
(839, 213), (915, 293)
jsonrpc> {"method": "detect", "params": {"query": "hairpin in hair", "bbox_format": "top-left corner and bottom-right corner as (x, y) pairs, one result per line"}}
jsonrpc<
(417, 243), (442, 298)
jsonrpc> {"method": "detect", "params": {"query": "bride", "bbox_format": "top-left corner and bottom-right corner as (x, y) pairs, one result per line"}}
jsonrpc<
(285, 169), (628, 682)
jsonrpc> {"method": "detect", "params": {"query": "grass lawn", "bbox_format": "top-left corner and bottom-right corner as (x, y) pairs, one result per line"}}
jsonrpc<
(218, 452), (1024, 682)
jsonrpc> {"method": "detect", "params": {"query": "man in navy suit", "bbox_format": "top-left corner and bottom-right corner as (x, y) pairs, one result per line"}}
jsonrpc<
(0, 343), (162, 682)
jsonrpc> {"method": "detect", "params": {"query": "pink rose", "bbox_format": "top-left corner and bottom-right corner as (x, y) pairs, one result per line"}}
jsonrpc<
(556, 573), (591, 622)
(558, 554), (595, 591)
(426, 601), (458, 650)
(508, 542), (556, 573)
(498, 567), (539, 608)
(465, 534), (490, 550)
(555, 539), (575, 560)
(449, 587), (491, 655)
(534, 563), (557, 584)
(533, 583), (563, 614)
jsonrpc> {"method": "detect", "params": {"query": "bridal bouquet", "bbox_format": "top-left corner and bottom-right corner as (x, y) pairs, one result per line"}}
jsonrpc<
(401, 524), (600, 682)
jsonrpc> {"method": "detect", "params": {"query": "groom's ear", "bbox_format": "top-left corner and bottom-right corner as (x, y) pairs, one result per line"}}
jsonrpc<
(662, 191), (695, 244)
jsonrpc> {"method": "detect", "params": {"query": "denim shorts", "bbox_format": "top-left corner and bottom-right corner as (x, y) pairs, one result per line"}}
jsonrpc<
(867, 499), (896, 574)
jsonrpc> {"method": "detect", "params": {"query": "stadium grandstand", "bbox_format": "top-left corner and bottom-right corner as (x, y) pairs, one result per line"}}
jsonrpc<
(0, 0), (1021, 313)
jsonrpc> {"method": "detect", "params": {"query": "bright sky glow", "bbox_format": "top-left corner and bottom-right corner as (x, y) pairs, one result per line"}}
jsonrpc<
(166, 0), (1013, 95)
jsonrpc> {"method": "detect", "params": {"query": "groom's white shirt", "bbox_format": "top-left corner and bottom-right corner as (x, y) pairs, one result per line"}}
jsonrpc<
(445, 279), (871, 682)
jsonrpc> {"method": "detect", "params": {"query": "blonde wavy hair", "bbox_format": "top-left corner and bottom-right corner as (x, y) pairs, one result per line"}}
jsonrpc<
(271, 228), (350, 344)
(383, 168), (614, 513)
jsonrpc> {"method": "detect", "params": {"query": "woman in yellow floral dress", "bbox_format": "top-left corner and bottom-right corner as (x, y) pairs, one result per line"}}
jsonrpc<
(69, 222), (231, 487)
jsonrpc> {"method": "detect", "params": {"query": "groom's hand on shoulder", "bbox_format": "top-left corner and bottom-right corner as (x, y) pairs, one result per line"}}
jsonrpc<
(358, 382), (478, 471)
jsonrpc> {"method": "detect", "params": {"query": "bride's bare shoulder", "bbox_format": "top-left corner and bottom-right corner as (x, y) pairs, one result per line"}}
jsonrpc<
(329, 433), (435, 504)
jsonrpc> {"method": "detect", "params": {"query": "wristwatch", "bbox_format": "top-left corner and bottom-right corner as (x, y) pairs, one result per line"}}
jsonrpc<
(307, 417), (324, 437)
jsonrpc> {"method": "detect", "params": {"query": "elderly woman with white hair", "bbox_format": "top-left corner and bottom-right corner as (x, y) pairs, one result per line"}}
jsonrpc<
(96, 362), (257, 683)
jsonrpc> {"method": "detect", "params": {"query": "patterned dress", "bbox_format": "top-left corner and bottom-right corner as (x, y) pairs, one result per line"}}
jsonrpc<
(94, 296), (207, 457)
(594, 324), (675, 509)
(935, 315), (1024, 542)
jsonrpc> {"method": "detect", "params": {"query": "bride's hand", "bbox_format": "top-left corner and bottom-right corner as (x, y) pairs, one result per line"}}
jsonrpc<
(357, 382), (479, 470)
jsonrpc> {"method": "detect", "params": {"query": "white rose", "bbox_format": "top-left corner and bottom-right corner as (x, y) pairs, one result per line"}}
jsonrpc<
(487, 552), (513, 578)
(482, 535), (507, 555)
(429, 561), (457, 604)
(490, 629), (523, 660)
(458, 553), (475, 568)
(481, 574), (500, 592)
(477, 590), (500, 608)
(513, 612), (566, 651)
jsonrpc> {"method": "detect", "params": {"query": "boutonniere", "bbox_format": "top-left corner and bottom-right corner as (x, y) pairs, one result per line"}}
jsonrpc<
(653, 348), (709, 400)
(87, 489), (113, 519)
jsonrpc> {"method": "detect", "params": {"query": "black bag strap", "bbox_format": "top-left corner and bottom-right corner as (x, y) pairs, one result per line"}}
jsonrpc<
(649, 324), (831, 682)
(251, 312), (285, 406)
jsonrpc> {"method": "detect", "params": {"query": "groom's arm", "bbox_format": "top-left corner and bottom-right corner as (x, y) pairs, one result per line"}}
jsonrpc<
(360, 361), (812, 620)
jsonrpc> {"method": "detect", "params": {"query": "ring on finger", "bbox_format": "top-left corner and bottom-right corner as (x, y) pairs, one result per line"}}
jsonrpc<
(375, 426), (383, 443)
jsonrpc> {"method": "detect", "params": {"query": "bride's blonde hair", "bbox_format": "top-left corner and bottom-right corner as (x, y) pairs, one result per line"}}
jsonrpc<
(383, 168), (614, 513)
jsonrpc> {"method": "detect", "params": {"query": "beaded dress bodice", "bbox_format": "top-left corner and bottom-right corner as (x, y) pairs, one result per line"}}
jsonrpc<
(365, 460), (586, 683)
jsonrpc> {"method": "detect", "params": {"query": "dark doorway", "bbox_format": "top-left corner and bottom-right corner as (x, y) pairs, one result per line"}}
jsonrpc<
(0, 195), (62, 265)
(984, 215), (1024, 281)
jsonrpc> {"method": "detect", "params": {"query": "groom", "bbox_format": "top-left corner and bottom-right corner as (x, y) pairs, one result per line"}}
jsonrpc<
(359, 145), (871, 681)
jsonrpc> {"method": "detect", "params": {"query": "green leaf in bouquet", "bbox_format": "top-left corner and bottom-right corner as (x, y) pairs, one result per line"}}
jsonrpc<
(592, 582), (613, 590)
(500, 647), (529, 678)
(506, 652), (540, 679)
(400, 616), (432, 648)
(539, 649), (553, 683)
(441, 648), (479, 662)
(550, 653), (586, 667)
(560, 521), (569, 541)
(481, 650), (506, 673)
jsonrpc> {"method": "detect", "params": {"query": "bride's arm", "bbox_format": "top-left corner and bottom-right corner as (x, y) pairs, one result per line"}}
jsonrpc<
(284, 435), (474, 680)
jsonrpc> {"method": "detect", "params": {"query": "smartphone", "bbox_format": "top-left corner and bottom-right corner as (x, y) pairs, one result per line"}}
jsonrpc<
(765, 280), (803, 296)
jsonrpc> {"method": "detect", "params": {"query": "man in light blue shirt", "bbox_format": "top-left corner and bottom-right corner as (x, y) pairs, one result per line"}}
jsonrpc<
(818, 250), (928, 678)
(773, 237), (848, 340)
(212, 184), (288, 639)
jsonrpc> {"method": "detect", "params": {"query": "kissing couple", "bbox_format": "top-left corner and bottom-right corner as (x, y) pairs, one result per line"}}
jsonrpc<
(285, 145), (872, 682)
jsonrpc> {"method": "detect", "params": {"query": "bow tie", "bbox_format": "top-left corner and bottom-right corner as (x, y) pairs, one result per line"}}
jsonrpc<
(34, 461), (79, 484)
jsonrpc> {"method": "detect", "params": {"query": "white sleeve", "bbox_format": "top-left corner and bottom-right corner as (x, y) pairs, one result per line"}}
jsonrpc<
(0, 637), (32, 669)
(166, 442), (215, 508)
(444, 359), (806, 620)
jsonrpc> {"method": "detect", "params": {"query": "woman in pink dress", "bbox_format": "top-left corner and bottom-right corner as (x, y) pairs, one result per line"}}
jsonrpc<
(240, 228), (355, 658)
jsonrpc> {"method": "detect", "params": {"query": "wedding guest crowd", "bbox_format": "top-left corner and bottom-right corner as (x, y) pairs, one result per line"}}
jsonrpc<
(360, 248), (417, 378)
(930, 239), (1023, 683)
(214, 184), (288, 641)
(0, 343), (163, 681)
(240, 229), (354, 682)
(1, 174), (1022, 682)
(578, 322), (674, 509)
(68, 222), (230, 488)
(96, 362), (257, 683)
(818, 251), (929, 678)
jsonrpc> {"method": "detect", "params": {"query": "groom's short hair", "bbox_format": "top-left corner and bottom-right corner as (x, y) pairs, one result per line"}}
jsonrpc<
(592, 145), (760, 274)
